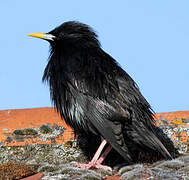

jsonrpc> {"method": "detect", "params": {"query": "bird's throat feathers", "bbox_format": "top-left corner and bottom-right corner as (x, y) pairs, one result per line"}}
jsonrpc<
(43, 46), (121, 100)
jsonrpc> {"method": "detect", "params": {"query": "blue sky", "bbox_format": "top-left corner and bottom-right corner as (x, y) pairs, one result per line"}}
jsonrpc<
(0, 1), (188, 112)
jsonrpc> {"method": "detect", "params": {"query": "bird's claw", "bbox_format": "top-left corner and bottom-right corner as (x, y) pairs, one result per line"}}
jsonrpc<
(75, 162), (112, 171)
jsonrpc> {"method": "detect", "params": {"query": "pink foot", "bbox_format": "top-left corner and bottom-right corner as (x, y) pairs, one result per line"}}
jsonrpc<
(76, 162), (112, 171)
(74, 140), (112, 171)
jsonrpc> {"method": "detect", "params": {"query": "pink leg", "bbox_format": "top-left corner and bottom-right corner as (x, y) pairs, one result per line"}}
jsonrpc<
(90, 139), (107, 164)
(96, 145), (112, 164)
(76, 140), (112, 170)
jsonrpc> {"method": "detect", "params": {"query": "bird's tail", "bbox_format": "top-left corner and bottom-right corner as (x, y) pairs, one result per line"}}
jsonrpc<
(146, 130), (172, 159)
(132, 123), (173, 160)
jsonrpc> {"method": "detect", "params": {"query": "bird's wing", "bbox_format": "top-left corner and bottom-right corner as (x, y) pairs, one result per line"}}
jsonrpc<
(65, 49), (171, 160)
(68, 72), (172, 160)
(115, 76), (155, 127)
(68, 83), (132, 161)
(112, 77), (172, 159)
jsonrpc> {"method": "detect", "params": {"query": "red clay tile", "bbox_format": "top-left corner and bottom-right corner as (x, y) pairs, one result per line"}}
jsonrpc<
(0, 107), (189, 146)
(20, 173), (43, 180)
(0, 107), (74, 146)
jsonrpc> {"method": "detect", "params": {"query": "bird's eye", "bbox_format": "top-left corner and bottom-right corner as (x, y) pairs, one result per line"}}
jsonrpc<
(59, 32), (65, 38)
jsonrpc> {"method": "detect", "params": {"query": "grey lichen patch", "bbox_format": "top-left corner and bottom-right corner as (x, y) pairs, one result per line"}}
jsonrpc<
(156, 159), (185, 170)
(40, 166), (60, 172)
(158, 125), (174, 138)
(95, 168), (113, 177)
(79, 172), (102, 180)
(118, 164), (143, 175)
(0, 142), (88, 166)
(174, 142), (188, 153)
(37, 124), (65, 143)
(41, 174), (68, 180)
(158, 124), (189, 154)
(61, 167), (83, 175)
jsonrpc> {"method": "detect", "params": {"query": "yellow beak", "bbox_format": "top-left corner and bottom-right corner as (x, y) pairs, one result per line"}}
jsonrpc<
(28, 32), (55, 41)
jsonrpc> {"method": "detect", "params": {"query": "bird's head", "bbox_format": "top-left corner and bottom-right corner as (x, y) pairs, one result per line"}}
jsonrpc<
(28, 21), (100, 50)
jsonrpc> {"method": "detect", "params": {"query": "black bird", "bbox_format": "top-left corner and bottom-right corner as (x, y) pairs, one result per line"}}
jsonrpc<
(28, 21), (172, 170)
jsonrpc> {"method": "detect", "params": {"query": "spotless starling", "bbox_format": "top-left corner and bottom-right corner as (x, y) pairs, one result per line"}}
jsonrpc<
(28, 21), (172, 170)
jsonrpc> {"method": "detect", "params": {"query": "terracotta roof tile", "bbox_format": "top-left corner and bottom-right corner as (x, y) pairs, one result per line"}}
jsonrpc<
(0, 107), (189, 146)
(0, 107), (74, 146)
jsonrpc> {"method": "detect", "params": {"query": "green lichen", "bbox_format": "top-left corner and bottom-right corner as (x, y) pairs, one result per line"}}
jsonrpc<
(64, 141), (73, 148)
(13, 128), (38, 135)
(24, 128), (38, 135)
(13, 130), (25, 135)
(5, 137), (13, 143)
(39, 125), (53, 134)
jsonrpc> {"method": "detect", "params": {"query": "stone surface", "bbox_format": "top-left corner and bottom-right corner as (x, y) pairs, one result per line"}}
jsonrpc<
(0, 142), (189, 180)
(0, 143), (112, 179)
(0, 108), (189, 179)
(119, 155), (189, 179)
